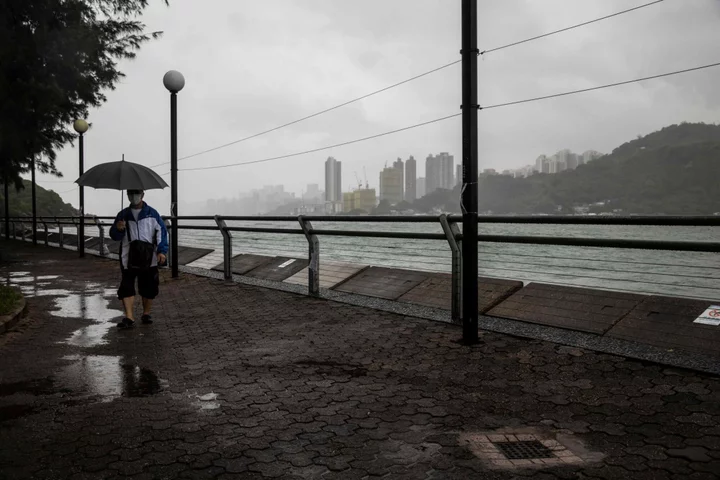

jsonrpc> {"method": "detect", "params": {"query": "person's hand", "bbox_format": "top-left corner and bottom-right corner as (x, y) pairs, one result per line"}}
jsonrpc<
(116, 220), (126, 231)
(157, 253), (167, 265)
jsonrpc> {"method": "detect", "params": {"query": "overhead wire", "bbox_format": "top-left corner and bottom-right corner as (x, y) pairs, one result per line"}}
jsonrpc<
(480, 0), (665, 55)
(151, 0), (665, 167)
(481, 61), (720, 110)
(176, 60), (720, 173)
(179, 114), (461, 172)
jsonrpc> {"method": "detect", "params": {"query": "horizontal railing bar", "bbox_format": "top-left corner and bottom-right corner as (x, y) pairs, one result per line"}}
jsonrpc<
(225, 227), (304, 234)
(7, 214), (720, 226)
(310, 229), (446, 240)
(475, 234), (720, 252)
(450, 214), (720, 226)
(175, 225), (220, 231)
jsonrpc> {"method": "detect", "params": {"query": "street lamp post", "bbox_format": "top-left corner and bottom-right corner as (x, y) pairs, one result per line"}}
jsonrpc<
(163, 70), (185, 278)
(3, 176), (8, 240)
(461, 0), (479, 344)
(31, 158), (37, 245)
(74, 119), (89, 257)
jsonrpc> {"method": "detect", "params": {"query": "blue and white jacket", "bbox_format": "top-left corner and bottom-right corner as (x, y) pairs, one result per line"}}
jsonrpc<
(109, 203), (168, 269)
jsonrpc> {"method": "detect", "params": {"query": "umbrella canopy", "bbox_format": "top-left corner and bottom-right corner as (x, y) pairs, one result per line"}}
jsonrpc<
(75, 160), (168, 190)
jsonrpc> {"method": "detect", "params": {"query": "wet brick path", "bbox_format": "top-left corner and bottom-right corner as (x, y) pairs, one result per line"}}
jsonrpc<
(1, 242), (720, 479)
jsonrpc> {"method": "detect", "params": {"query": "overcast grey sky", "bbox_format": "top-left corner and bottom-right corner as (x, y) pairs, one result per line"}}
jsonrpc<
(29, 0), (720, 215)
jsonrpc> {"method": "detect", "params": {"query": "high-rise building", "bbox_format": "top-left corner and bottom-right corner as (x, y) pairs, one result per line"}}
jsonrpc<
(582, 150), (602, 164)
(456, 164), (462, 186)
(344, 189), (377, 213)
(393, 157), (404, 201)
(425, 152), (454, 194)
(379, 166), (404, 205)
(405, 156), (417, 202)
(324, 157), (342, 202)
(417, 177), (426, 198)
(548, 155), (561, 173)
(536, 155), (547, 173)
(566, 153), (579, 170)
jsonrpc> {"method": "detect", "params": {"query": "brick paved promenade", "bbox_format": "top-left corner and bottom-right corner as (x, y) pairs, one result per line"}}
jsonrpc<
(1, 242), (720, 479)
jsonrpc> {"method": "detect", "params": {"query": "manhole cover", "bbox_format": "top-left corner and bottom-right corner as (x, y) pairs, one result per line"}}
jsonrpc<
(494, 440), (554, 460)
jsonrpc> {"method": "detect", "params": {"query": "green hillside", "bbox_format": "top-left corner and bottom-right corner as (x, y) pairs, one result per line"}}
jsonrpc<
(411, 122), (720, 215)
(0, 180), (77, 217)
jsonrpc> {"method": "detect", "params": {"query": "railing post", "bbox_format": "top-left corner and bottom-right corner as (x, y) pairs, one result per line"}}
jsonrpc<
(42, 219), (49, 246)
(20, 219), (26, 242)
(440, 214), (463, 323)
(298, 215), (320, 297)
(214, 215), (233, 280)
(164, 219), (173, 268)
(71, 216), (78, 249)
(56, 217), (64, 248)
(11, 221), (16, 240)
(95, 216), (107, 256)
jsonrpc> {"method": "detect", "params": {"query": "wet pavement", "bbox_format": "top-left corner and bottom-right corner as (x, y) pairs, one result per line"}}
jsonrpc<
(1, 241), (720, 479)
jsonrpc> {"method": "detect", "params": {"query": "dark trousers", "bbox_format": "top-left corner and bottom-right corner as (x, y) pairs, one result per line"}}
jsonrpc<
(118, 267), (159, 300)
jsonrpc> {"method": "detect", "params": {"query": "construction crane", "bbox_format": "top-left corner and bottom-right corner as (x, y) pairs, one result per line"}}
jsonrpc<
(354, 171), (362, 190)
(363, 167), (369, 189)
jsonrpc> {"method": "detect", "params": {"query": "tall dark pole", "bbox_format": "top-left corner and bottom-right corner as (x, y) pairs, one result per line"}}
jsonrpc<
(31, 158), (37, 245)
(78, 133), (85, 257)
(170, 92), (179, 278)
(461, 0), (479, 344)
(4, 176), (9, 240)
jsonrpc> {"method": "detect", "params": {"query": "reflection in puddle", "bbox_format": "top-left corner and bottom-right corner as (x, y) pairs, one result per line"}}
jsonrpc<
(57, 355), (163, 402)
(52, 293), (122, 347)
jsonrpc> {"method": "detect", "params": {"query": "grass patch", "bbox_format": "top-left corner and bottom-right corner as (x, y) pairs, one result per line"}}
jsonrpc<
(0, 285), (22, 316)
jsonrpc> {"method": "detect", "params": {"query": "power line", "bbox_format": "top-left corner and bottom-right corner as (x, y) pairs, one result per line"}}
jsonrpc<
(179, 114), (460, 172)
(177, 60), (719, 172)
(481, 61), (720, 110)
(481, 0), (664, 55)
(153, 1), (664, 167)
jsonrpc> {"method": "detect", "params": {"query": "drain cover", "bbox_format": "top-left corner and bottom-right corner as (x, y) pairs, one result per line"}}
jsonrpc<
(494, 440), (555, 460)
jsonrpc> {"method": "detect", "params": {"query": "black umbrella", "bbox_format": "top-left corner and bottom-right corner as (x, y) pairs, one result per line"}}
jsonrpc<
(75, 158), (168, 191)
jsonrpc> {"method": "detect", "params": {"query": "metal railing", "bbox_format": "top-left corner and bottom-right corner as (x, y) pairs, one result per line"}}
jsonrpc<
(3, 214), (719, 320)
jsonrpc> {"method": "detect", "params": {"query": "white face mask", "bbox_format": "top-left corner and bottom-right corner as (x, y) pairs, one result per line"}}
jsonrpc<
(128, 194), (142, 206)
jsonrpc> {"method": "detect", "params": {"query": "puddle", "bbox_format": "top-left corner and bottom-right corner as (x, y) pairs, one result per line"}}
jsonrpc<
(194, 392), (220, 411)
(57, 355), (163, 402)
(50, 290), (122, 347)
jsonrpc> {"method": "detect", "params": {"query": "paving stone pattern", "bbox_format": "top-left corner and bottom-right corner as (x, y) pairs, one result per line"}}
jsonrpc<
(1, 242), (720, 479)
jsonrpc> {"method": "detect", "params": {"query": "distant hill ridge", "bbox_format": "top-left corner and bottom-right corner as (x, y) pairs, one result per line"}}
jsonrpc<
(410, 122), (720, 215)
(0, 180), (77, 217)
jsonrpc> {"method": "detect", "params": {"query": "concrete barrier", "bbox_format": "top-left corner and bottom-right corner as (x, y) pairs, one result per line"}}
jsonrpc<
(245, 257), (309, 282)
(285, 261), (368, 289)
(487, 283), (645, 334)
(212, 254), (274, 275)
(398, 274), (523, 313)
(607, 296), (720, 358)
(333, 267), (431, 301)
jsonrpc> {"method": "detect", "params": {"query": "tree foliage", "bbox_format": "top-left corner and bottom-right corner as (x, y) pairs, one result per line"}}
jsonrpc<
(0, 0), (165, 188)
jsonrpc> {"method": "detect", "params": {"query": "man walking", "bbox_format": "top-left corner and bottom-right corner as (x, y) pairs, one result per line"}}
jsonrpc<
(109, 189), (168, 329)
